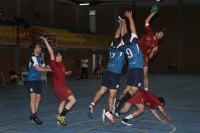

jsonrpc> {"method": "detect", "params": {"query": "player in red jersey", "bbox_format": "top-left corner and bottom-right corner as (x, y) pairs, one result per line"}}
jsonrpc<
(40, 36), (76, 126)
(93, 64), (102, 78)
(118, 89), (171, 126)
(137, 10), (164, 91)
(75, 56), (81, 79)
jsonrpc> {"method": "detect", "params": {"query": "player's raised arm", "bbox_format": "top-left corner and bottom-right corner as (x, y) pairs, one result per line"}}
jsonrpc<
(124, 11), (136, 35)
(114, 17), (123, 38)
(39, 36), (55, 60)
(145, 11), (156, 24)
(120, 18), (127, 37)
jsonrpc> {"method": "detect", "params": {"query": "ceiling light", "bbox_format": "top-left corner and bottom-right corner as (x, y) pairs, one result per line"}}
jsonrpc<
(79, 3), (90, 6)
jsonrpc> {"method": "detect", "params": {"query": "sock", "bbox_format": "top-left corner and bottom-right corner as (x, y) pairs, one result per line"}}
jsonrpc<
(91, 102), (95, 106)
(144, 88), (148, 91)
(31, 113), (37, 119)
(117, 91), (132, 107)
(125, 114), (133, 119)
(60, 108), (69, 116)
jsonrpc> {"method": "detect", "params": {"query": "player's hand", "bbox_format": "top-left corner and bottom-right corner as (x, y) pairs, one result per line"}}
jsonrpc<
(124, 10), (132, 18)
(117, 19), (122, 25)
(39, 36), (48, 42)
(66, 71), (72, 76)
(166, 117), (172, 122)
(152, 46), (158, 51)
(151, 10), (157, 14)
(46, 65), (50, 69)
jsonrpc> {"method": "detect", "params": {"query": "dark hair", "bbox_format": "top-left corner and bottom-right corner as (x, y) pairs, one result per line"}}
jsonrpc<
(158, 97), (165, 106)
(30, 44), (37, 53)
(112, 38), (121, 46)
(122, 33), (131, 45)
(53, 51), (59, 59)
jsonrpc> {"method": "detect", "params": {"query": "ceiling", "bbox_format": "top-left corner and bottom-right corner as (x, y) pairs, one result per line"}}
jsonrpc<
(54, 0), (160, 6)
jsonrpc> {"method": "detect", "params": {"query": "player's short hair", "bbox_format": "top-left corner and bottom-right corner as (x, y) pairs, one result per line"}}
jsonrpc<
(158, 97), (165, 106)
(122, 33), (131, 45)
(112, 38), (121, 46)
(54, 51), (59, 59)
(30, 44), (37, 53)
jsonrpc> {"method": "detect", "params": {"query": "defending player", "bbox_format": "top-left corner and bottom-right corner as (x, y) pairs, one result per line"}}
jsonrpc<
(120, 89), (171, 126)
(40, 36), (76, 126)
(87, 18), (125, 124)
(114, 11), (145, 117)
(137, 9), (164, 91)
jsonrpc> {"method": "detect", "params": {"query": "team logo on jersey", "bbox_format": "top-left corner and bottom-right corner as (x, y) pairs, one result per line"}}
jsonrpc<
(30, 88), (33, 92)
(138, 83), (141, 87)
(116, 85), (119, 89)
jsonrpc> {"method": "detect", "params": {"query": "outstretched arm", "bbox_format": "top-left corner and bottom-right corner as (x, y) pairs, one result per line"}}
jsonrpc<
(114, 18), (123, 38)
(124, 11), (136, 35)
(39, 36), (55, 60)
(145, 11), (157, 24)
(119, 17), (127, 37)
(151, 106), (171, 123)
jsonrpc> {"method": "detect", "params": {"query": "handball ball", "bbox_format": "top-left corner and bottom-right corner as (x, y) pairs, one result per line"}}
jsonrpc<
(151, 5), (158, 13)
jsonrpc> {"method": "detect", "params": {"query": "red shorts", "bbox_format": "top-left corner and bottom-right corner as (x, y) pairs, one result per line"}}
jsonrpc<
(126, 90), (144, 105)
(53, 85), (73, 102)
(143, 55), (148, 66)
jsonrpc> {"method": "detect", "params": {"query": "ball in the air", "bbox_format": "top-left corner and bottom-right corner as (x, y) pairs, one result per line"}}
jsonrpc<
(151, 5), (158, 13)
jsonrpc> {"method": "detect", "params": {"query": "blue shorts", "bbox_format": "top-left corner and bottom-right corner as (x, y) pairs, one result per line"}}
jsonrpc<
(26, 81), (42, 94)
(101, 71), (120, 90)
(126, 68), (144, 88)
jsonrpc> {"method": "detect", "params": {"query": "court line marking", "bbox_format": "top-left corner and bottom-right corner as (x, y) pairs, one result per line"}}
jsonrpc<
(134, 119), (176, 133)
(0, 74), (197, 132)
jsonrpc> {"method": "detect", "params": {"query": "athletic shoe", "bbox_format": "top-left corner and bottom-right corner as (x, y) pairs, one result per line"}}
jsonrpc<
(102, 109), (106, 122)
(56, 121), (61, 126)
(113, 111), (120, 118)
(30, 115), (44, 125)
(56, 114), (67, 126)
(121, 118), (133, 126)
(87, 104), (94, 118)
(105, 110), (114, 124)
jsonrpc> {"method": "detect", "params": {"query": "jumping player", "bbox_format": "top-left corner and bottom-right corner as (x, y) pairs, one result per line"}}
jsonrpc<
(137, 9), (164, 91)
(40, 36), (76, 126)
(114, 11), (144, 116)
(87, 18), (125, 124)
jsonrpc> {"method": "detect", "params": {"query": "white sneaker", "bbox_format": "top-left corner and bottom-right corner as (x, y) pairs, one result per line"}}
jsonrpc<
(102, 109), (106, 122)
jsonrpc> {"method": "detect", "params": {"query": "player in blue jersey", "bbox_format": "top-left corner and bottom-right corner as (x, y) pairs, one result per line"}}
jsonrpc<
(113, 11), (145, 118)
(27, 43), (51, 125)
(87, 18), (125, 124)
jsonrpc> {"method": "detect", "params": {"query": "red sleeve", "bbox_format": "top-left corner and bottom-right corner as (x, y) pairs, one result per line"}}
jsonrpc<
(145, 25), (153, 34)
(50, 60), (57, 71)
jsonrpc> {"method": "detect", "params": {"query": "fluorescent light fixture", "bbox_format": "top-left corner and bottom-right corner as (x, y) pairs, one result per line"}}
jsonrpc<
(79, 3), (90, 6)
(156, 0), (160, 1)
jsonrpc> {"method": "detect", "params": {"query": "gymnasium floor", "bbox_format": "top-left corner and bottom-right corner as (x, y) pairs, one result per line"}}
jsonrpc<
(0, 72), (200, 133)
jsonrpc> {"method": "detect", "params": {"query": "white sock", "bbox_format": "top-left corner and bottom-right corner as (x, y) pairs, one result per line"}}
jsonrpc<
(91, 102), (95, 106)
(125, 114), (133, 119)
(144, 88), (148, 91)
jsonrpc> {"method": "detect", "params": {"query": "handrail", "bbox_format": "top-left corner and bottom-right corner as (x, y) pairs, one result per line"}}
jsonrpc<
(0, 25), (113, 50)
